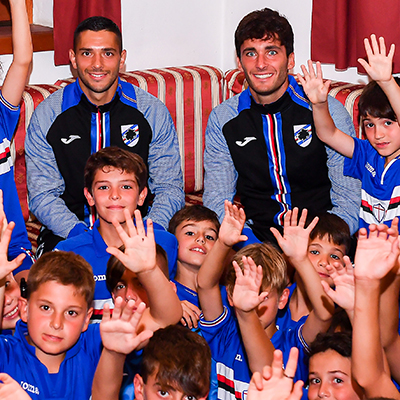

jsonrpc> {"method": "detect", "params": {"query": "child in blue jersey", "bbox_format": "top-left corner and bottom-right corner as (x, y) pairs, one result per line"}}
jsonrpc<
(299, 34), (400, 231)
(56, 147), (178, 322)
(197, 202), (334, 399)
(276, 213), (350, 331)
(168, 205), (220, 329)
(0, 0), (33, 280)
(0, 205), (177, 399)
(92, 325), (211, 400)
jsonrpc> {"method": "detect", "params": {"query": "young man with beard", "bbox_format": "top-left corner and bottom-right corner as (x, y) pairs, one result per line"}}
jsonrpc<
(25, 16), (184, 254)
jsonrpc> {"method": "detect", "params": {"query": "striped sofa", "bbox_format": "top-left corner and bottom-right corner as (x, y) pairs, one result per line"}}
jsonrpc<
(12, 66), (365, 250)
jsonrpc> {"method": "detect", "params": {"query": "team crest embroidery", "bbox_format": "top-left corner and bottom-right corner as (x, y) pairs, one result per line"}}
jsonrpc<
(373, 203), (386, 223)
(121, 124), (139, 147)
(294, 124), (312, 147)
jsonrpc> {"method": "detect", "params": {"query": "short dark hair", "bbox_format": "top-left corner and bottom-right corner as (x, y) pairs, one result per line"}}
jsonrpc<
(27, 251), (95, 308)
(309, 213), (351, 255)
(74, 16), (122, 52)
(359, 77), (400, 125)
(140, 325), (211, 399)
(168, 205), (220, 235)
(106, 244), (169, 293)
(84, 147), (148, 193)
(309, 332), (352, 359)
(225, 242), (287, 297)
(235, 8), (294, 58)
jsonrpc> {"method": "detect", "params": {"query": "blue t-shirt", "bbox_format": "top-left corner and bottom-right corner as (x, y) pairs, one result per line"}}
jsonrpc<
(199, 306), (309, 400)
(0, 320), (102, 399)
(344, 138), (400, 230)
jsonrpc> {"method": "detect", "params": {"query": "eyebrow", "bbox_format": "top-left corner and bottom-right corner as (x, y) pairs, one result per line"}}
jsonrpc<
(242, 44), (281, 53)
(181, 223), (218, 235)
(95, 179), (137, 185)
(78, 47), (118, 52)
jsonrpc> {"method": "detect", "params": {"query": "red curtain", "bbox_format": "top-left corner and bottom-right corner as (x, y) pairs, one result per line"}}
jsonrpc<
(53, 0), (122, 66)
(311, 0), (400, 73)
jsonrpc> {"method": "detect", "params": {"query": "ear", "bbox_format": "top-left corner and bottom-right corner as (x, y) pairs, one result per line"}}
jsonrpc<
(227, 293), (234, 307)
(69, 49), (77, 69)
(278, 288), (290, 310)
(119, 50), (127, 72)
(81, 307), (93, 332)
(84, 187), (95, 207)
(287, 52), (295, 71)
(134, 374), (145, 400)
(19, 297), (28, 323)
(237, 56), (244, 72)
(137, 187), (148, 207)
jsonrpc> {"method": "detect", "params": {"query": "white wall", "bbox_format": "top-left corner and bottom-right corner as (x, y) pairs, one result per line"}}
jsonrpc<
(0, 0), (369, 85)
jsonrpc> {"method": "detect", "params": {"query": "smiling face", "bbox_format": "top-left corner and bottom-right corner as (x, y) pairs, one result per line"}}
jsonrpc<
(308, 350), (361, 400)
(237, 35), (294, 105)
(84, 166), (147, 228)
(21, 281), (92, 366)
(2, 273), (22, 330)
(362, 114), (400, 166)
(308, 235), (346, 287)
(174, 220), (218, 271)
(69, 29), (126, 106)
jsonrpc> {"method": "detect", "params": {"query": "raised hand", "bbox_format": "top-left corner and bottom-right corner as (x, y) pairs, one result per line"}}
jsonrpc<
(322, 257), (355, 313)
(232, 256), (269, 312)
(358, 34), (395, 84)
(270, 208), (318, 261)
(297, 60), (331, 105)
(218, 200), (247, 247)
(0, 191), (25, 281)
(354, 222), (400, 281)
(0, 373), (31, 400)
(100, 296), (153, 354)
(106, 209), (156, 274)
(247, 348), (303, 400)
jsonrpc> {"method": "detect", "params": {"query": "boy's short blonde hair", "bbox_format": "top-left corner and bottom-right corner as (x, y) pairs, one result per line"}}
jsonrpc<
(225, 243), (287, 297)
(27, 251), (95, 308)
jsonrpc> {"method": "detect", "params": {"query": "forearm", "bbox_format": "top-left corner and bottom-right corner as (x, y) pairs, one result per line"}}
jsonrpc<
(326, 96), (361, 235)
(92, 348), (125, 400)
(138, 267), (182, 327)
(1, 0), (32, 106)
(377, 76), (400, 122)
(0, 284), (4, 330)
(236, 309), (274, 372)
(290, 258), (334, 322)
(353, 278), (393, 396)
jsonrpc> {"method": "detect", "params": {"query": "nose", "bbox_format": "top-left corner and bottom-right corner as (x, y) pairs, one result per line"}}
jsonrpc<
(4, 293), (12, 306)
(318, 381), (331, 398)
(125, 286), (138, 303)
(109, 187), (121, 200)
(196, 234), (205, 244)
(92, 52), (103, 69)
(318, 254), (329, 267)
(374, 125), (385, 140)
(256, 55), (267, 70)
(50, 312), (63, 330)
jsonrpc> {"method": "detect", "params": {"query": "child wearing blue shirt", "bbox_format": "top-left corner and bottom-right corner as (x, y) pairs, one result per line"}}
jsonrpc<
(0, 0), (34, 279)
(299, 34), (400, 231)
(56, 147), (178, 322)
(197, 203), (334, 399)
